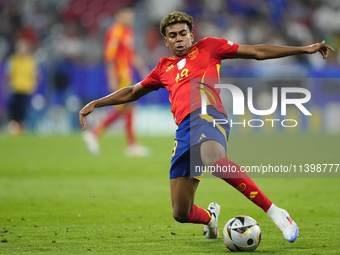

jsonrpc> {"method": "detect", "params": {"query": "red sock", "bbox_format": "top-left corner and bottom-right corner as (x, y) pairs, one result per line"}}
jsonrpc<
(213, 158), (272, 212)
(124, 110), (135, 145)
(93, 110), (120, 136)
(179, 204), (211, 224)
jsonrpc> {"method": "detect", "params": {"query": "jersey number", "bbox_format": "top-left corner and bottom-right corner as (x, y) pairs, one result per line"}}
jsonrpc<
(175, 69), (189, 83)
(172, 140), (178, 157)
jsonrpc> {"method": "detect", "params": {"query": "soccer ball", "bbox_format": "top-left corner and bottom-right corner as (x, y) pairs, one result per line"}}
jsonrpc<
(223, 215), (261, 252)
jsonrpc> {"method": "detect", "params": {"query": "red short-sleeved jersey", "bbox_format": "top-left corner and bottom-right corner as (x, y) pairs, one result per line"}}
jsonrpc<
(141, 37), (239, 126)
(105, 23), (135, 80)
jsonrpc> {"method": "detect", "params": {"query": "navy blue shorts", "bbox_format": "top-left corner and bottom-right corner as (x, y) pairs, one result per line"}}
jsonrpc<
(169, 106), (230, 179)
(9, 93), (30, 122)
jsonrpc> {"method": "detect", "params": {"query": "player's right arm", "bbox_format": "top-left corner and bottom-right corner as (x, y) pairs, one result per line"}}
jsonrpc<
(79, 82), (152, 130)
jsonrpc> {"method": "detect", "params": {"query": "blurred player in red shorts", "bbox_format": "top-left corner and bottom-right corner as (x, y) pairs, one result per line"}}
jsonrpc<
(80, 11), (334, 242)
(82, 5), (150, 157)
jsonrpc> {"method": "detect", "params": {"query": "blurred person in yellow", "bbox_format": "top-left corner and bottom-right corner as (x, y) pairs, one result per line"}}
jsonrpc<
(82, 4), (150, 157)
(6, 38), (37, 135)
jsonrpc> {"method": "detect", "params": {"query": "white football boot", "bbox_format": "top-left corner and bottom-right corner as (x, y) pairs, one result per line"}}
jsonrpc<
(124, 143), (150, 157)
(82, 130), (100, 155)
(203, 202), (221, 239)
(266, 204), (299, 242)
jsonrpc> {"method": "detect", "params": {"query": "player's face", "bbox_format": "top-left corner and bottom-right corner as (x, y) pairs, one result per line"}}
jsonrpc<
(164, 23), (194, 57)
(118, 8), (135, 26)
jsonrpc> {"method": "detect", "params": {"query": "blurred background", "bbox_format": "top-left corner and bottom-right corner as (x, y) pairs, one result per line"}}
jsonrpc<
(0, 0), (339, 136)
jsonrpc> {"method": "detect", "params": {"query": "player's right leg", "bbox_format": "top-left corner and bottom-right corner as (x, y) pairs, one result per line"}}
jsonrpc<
(170, 176), (220, 239)
(169, 115), (219, 238)
(170, 176), (200, 222)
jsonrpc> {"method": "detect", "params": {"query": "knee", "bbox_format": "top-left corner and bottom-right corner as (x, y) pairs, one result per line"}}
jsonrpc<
(201, 151), (225, 167)
(201, 154), (221, 167)
(200, 141), (225, 167)
(173, 208), (190, 223)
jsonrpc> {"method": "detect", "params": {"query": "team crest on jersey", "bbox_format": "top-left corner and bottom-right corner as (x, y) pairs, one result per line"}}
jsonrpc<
(188, 47), (199, 59)
(177, 58), (186, 70)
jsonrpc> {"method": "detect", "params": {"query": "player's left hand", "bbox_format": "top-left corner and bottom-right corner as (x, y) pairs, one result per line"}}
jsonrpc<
(79, 102), (95, 131)
(307, 40), (335, 59)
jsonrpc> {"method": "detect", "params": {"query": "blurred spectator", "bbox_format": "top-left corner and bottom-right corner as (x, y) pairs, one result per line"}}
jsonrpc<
(56, 21), (83, 63)
(146, 0), (184, 23)
(0, 1), (22, 54)
(144, 23), (169, 63)
(5, 39), (38, 135)
(82, 4), (150, 156)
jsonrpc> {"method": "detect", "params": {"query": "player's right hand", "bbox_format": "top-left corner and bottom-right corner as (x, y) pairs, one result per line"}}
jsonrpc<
(79, 102), (95, 131)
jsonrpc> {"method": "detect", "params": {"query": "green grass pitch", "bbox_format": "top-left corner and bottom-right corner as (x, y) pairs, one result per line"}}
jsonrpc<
(0, 133), (339, 254)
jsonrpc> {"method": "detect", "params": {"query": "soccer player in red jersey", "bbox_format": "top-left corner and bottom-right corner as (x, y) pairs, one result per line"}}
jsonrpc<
(82, 5), (150, 157)
(79, 11), (334, 242)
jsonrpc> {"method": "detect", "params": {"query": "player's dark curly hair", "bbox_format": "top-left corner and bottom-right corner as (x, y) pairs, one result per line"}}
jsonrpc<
(159, 11), (194, 37)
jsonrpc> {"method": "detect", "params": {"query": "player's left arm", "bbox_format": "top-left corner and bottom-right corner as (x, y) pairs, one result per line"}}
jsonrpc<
(234, 40), (335, 60)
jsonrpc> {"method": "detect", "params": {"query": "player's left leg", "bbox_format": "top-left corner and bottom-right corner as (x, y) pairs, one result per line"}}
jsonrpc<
(200, 140), (299, 242)
(201, 140), (272, 211)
